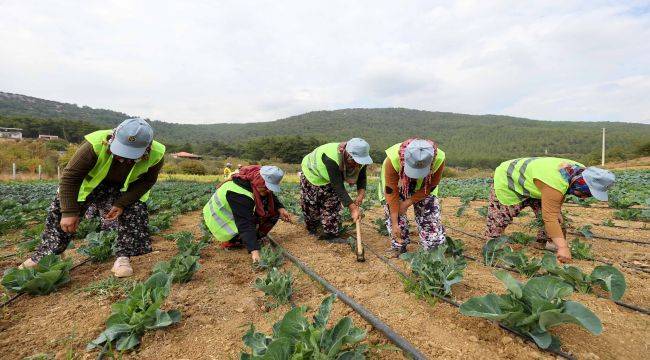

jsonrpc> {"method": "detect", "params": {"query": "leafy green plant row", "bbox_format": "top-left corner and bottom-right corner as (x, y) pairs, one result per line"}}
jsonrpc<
(482, 237), (626, 300)
(460, 271), (602, 350)
(153, 231), (209, 283)
(254, 245), (285, 271)
(77, 230), (117, 262)
(254, 268), (293, 308)
(87, 272), (181, 351)
(400, 244), (466, 298)
(88, 231), (208, 354)
(240, 294), (368, 359)
(2, 254), (72, 295)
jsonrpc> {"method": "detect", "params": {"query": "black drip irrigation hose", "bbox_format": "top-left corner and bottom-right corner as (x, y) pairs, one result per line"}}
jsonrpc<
(267, 236), (429, 360)
(1, 253), (17, 260)
(0, 257), (92, 308)
(443, 226), (650, 316)
(355, 234), (576, 360)
(281, 219), (578, 359)
(355, 214), (650, 317)
(0, 293), (23, 307)
(567, 230), (650, 245)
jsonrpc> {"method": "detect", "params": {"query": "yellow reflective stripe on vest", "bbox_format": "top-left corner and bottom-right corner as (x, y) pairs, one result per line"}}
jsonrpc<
(506, 157), (538, 199)
(207, 192), (237, 236)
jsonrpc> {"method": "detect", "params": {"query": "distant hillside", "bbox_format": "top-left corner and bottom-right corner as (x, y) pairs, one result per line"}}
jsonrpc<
(0, 92), (129, 126)
(1, 92), (649, 167)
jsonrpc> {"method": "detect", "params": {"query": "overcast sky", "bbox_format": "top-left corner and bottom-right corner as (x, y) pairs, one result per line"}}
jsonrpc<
(1, 1), (649, 124)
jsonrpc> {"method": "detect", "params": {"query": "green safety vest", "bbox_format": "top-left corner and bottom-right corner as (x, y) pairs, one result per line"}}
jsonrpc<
(202, 181), (253, 242)
(301, 143), (363, 186)
(378, 142), (445, 201)
(493, 157), (584, 206)
(77, 130), (166, 202)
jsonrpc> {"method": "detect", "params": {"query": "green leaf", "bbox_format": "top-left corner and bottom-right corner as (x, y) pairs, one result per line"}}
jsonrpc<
(144, 272), (172, 296)
(242, 324), (269, 356)
(460, 294), (518, 321)
(541, 253), (559, 271)
(494, 270), (522, 298)
(116, 333), (141, 350)
(527, 329), (553, 349)
(167, 309), (182, 324)
(337, 348), (367, 360)
(273, 306), (309, 339)
(342, 327), (366, 345)
(590, 266), (626, 300)
(36, 253), (59, 271)
(313, 294), (336, 329)
(323, 317), (353, 356)
(539, 301), (602, 335)
(522, 276), (573, 302)
(261, 338), (292, 360)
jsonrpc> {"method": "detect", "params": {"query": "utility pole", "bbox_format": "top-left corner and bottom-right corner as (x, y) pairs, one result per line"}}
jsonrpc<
(601, 128), (606, 166)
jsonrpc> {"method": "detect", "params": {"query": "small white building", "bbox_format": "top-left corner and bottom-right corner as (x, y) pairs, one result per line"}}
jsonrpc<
(0, 127), (23, 140)
(38, 134), (59, 140)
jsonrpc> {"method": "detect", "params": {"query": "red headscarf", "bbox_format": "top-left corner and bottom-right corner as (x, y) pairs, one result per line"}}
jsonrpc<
(398, 138), (438, 199)
(228, 165), (277, 218)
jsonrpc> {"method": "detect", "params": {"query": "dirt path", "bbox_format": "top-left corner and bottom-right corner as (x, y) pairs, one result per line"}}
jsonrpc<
(0, 211), (403, 359)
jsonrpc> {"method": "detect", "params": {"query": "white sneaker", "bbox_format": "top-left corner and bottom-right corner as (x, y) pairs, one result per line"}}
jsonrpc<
(19, 258), (38, 269)
(111, 257), (133, 278)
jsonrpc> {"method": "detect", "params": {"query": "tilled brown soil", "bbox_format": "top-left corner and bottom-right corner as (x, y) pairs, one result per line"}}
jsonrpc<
(346, 198), (649, 359)
(0, 212), (403, 359)
(1, 198), (648, 360)
(436, 198), (650, 308)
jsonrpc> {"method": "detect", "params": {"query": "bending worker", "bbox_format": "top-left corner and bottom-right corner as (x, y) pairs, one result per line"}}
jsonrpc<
(223, 162), (233, 180)
(379, 139), (447, 257)
(485, 157), (615, 262)
(21, 118), (165, 277)
(300, 139), (373, 241)
(203, 165), (292, 263)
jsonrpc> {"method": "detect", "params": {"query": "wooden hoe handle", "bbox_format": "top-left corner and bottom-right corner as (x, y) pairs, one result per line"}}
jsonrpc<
(355, 219), (365, 262)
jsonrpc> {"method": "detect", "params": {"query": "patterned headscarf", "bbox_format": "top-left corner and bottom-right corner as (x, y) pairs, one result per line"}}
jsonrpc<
(338, 141), (361, 184)
(228, 165), (277, 218)
(398, 138), (437, 198)
(559, 164), (590, 197)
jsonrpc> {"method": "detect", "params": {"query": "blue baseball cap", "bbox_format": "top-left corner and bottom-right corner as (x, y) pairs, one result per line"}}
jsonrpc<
(403, 140), (434, 179)
(583, 167), (615, 201)
(260, 165), (284, 193)
(345, 138), (373, 165)
(110, 118), (154, 159)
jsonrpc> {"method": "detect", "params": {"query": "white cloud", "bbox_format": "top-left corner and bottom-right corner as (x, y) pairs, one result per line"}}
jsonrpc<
(0, 0), (648, 123)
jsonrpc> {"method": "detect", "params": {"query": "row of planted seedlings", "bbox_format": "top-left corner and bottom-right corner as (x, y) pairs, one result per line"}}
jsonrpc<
(440, 217), (649, 316)
(442, 207), (637, 305)
(269, 191), (625, 356)
(0, 229), (120, 304)
(0, 181), (213, 305)
(242, 243), (371, 358)
(86, 230), (208, 354)
(370, 234), (606, 355)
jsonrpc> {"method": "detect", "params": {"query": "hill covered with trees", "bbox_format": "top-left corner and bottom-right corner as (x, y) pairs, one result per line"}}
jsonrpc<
(1, 92), (648, 167)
